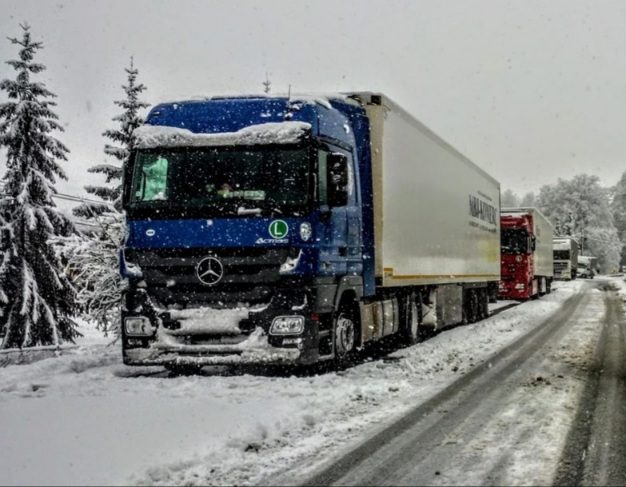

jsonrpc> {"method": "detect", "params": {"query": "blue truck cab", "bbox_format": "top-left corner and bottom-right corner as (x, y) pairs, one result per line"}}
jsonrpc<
(121, 94), (378, 367)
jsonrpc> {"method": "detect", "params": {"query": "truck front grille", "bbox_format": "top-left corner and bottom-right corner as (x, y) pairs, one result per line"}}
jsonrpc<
(126, 247), (290, 305)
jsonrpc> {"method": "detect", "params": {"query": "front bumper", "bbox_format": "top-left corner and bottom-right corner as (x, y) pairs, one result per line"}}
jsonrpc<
(498, 280), (531, 300)
(123, 339), (306, 366)
(121, 282), (324, 366)
(123, 320), (322, 366)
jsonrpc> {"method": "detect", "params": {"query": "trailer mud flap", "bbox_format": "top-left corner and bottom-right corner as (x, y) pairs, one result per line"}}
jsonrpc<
(437, 285), (463, 327)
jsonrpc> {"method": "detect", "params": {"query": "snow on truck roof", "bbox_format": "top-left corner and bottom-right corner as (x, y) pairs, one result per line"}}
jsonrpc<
(153, 92), (359, 110)
(553, 241), (574, 250)
(135, 121), (312, 149)
(501, 207), (551, 221)
(140, 92), (500, 188)
(553, 237), (579, 244)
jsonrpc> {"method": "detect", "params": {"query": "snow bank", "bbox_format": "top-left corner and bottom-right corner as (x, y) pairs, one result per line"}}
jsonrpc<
(135, 121), (311, 149)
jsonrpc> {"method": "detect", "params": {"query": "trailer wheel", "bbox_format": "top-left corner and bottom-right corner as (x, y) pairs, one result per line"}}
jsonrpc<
(402, 292), (423, 345)
(479, 288), (489, 320)
(464, 289), (479, 324)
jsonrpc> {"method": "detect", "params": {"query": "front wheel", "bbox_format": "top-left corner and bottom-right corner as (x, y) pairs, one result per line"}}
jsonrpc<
(334, 310), (357, 367)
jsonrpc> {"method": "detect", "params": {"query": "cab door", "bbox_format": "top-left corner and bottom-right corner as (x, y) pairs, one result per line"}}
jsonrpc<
(317, 146), (362, 275)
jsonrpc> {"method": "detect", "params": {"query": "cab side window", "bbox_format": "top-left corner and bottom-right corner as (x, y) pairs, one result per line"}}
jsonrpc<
(318, 147), (354, 206)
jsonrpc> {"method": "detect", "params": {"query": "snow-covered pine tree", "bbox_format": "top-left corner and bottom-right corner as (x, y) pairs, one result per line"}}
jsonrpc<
(519, 191), (536, 207)
(501, 189), (520, 208)
(69, 58), (148, 334)
(74, 57), (148, 217)
(63, 213), (123, 335)
(0, 24), (79, 348)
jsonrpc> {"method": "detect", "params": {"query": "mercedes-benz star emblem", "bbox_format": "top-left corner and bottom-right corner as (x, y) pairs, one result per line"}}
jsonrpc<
(196, 256), (224, 286)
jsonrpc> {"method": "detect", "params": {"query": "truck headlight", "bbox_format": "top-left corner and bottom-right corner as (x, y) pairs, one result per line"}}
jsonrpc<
(299, 222), (312, 242)
(270, 316), (305, 335)
(124, 317), (155, 336)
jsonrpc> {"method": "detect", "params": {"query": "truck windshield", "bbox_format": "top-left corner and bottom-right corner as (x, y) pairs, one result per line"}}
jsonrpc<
(128, 146), (311, 217)
(554, 250), (570, 260)
(501, 228), (529, 254)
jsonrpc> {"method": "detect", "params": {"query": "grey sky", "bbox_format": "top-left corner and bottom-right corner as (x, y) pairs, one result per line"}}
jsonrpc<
(1, 0), (625, 197)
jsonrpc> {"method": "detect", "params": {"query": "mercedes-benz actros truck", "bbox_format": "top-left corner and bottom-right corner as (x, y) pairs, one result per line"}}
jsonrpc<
(120, 93), (501, 369)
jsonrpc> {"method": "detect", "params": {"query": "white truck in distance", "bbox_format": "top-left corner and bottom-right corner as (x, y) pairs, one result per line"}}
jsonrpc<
(577, 255), (598, 279)
(553, 237), (579, 280)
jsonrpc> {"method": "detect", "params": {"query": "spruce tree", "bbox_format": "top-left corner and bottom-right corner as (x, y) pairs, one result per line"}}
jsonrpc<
(63, 213), (123, 335)
(69, 58), (148, 334)
(0, 24), (78, 348)
(74, 57), (148, 217)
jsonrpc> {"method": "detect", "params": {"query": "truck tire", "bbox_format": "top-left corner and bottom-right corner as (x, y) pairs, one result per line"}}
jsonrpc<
(402, 292), (423, 345)
(479, 288), (489, 320)
(464, 289), (479, 324)
(333, 305), (357, 367)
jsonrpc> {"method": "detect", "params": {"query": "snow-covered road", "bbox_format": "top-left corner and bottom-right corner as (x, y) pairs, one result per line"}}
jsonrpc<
(301, 281), (608, 485)
(0, 279), (605, 486)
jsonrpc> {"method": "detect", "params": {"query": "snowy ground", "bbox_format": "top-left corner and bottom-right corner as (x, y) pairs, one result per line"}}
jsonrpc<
(0, 279), (598, 486)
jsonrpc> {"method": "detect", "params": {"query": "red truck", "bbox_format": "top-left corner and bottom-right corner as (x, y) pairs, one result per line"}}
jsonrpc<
(499, 208), (554, 300)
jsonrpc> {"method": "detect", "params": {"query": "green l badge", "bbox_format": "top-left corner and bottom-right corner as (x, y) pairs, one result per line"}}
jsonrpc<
(269, 220), (289, 239)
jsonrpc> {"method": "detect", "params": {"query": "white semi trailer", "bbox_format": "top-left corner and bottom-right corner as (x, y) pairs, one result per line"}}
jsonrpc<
(363, 95), (502, 337)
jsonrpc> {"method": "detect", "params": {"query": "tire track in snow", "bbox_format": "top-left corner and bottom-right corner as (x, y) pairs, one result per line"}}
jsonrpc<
(555, 285), (626, 486)
(301, 284), (599, 486)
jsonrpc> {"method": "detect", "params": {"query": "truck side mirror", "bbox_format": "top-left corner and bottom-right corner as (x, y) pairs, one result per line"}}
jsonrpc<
(530, 236), (536, 251)
(327, 152), (349, 207)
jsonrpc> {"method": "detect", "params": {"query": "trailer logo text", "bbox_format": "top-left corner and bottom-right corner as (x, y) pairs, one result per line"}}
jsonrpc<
(469, 195), (497, 233)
